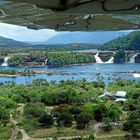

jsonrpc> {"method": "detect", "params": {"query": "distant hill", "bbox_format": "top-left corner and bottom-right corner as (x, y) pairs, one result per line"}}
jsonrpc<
(32, 43), (99, 50)
(101, 31), (140, 51)
(0, 36), (30, 49)
(0, 31), (136, 52)
(44, 31), (129, 45)
(0, 36), (99, 52)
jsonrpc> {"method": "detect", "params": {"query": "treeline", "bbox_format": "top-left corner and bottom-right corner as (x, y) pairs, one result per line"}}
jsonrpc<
(0, 43), (99, 54)
(33, 44), (99, 52)
(114, 50), (126, 63)
(47, 52), (95, 67)
(7, 52), (95, 67)
(114, 50), (140, 63)
(7, 52), (47, 67)
(0, 69), (35, 76)
(101, 31), (140, 51)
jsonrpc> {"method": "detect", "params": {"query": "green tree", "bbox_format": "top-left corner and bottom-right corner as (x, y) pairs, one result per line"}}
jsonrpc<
(76, 113), (92, 129)
(11, 94), (25, 103)
(0, 96), (16, 109)
(93, 104), (108, 122)
(24, 102), (45, 118)
(114, 50), (126, 63)
(131, 124), (140, 137)
(8, 55), (24, 67)
(102, 117), (112, 132)
(57, 112), (73, 127)
(39, 113), (54, 128)
(0, 106), (10, 125)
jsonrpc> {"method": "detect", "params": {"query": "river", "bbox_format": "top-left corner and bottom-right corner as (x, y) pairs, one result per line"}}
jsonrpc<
(0, 63), (140, 85)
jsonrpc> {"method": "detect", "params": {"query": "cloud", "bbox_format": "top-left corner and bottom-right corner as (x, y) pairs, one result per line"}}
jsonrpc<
(0, 22), (135, 44)
(0, 22), (58, 42)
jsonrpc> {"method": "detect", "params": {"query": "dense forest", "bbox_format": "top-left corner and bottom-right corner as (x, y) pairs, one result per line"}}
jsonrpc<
(114, 50), (126, 63)
(0, 79), (140, 139)
(47, 52), (95, 67)
(101, 31), (140, 51)
(7, 52), (95, 67)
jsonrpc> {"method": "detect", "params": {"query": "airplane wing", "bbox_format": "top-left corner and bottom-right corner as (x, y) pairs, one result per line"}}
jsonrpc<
(0, 0), (140, 31)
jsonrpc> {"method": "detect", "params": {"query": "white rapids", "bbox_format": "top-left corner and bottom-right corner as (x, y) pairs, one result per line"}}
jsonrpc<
(133, 73), (140, 78)
(94, 53), (114, 64)
(1, 56), (10, 67)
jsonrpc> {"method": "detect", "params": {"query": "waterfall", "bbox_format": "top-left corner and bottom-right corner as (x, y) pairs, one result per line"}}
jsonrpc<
(42, 59), (48, 66)
(105, 57), (114, 64)
(94, 53), (103, 64)
(1, 56), (10, 67)
(94, 53), (114, 64)
(130, 53), (138, 63)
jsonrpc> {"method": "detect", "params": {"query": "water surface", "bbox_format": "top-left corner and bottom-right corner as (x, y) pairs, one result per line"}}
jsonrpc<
(0, 63), (140, 85)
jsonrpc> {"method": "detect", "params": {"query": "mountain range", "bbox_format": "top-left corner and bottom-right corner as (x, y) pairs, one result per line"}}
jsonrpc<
(0, 36), (29, 49)
(31, 31), (130, 45)
(102, 31), (140, 51)
(0, 31), (135, 50)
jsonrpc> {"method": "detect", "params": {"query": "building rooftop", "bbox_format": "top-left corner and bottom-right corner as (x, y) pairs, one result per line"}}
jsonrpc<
(116, 91), (127, 97)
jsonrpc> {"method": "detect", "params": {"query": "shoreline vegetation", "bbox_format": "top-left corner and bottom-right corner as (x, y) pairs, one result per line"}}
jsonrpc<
(1, 51), (140, 68)
(1, 50), (140, 68)
(0, 69), (77, 77)
(5, 52), (96, 67)
(0, 69), (140, 78)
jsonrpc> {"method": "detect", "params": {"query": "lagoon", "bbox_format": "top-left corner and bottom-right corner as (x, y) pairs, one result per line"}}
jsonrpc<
(0, 63), (140, 85)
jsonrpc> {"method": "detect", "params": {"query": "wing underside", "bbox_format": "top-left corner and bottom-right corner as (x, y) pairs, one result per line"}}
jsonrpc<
(0, 1), (140, 31)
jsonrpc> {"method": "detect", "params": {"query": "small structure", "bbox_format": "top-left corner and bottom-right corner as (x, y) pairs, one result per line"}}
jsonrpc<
(115, 91), (127, 104)
(98, 91), (111, 98)
(115, 98), (127, 103)
(116, 91), (127, 98)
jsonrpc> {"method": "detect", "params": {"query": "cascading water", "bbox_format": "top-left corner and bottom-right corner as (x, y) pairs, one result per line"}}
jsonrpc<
(1, 57), (10, 67)
(105, 57), (114, 64)
(42, 59), (48, 66)
(94, 53), (103, 64)
(129, 53), (138, 63)
(94, 53), (114, 64)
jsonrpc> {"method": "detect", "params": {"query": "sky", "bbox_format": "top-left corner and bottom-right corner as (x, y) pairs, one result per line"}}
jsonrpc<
(0, 23), (59, 42)
(0, 22), (134, 44)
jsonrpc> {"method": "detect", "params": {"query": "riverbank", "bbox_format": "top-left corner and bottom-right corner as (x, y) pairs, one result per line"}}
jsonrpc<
(1, 50), (140, 68)
(0, 63), (140, 85)
(0, 74), (19, 77)
(0, 69), (140, 82)
(0, 70), (77, 77)
(14, 62), (96, 68)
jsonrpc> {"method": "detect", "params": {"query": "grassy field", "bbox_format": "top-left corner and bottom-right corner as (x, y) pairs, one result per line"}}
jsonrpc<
(30, 126), (94, 138)
(30, 126), (128, 139)
(0, 125), (12, 140)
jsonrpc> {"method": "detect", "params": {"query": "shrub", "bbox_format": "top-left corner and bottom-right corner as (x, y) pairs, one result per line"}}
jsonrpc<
(57, 112), (73, 127)
(39, 113), (54, 128)
(24, 102), (45, 118)
(76, 113), (92, 129)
